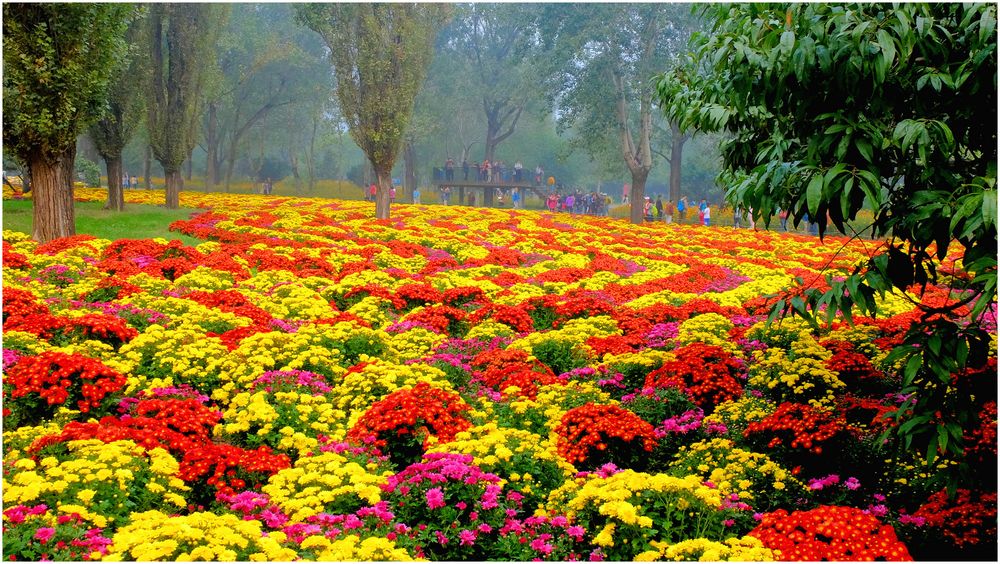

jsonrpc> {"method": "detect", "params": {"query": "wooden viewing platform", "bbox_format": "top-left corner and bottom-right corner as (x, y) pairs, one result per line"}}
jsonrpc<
(433, 180), (550, 206)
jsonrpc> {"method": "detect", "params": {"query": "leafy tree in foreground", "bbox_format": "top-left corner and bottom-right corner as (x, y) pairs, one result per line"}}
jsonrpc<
(2, 3), (131, 242)
(91, 10), (147, 212)
(658, 3), (997, 492)
(147, 4), (228, 209)
(297, 4), (450, 220)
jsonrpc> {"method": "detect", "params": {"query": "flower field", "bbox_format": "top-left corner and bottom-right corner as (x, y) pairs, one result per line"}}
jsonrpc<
(3, 187), (997, 561)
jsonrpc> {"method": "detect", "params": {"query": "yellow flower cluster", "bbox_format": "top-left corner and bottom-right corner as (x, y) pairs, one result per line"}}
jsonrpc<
(3, 440), (188, 527)
(302, 535), (416, 561)
(676, 313), (737, 352)
(635, 536), (776, 561)
(115, 324), (230, 395)
(262, 452), (391, 522)
(336, 361), (455, 424)
(703, 396), (777, 434)
(671, 438), (805, 503)
(748, 334), (845, 407)
(102, 510), (298, 561)
(219, 390), (347, 454)
(547, 470), (724, 523)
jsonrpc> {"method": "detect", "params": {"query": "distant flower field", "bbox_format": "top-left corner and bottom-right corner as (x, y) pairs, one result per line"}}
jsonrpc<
(2, 188), (996, 561)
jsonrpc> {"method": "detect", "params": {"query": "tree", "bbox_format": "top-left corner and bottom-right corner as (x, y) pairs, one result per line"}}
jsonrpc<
(297, 4), (450, 219)
(201, 4), (330, 192)
(546, 4), (699, 223)
(147, 4), (228, 208)
(659, 3), (997, 491)
(2, 3), (131, 242)
(439, 4), (543, 165)
(90, 11), (148, 212)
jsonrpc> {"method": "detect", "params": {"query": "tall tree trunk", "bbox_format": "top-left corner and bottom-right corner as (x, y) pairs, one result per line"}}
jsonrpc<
(290, 153), (301, 193)
(307, 114), (318, 193)
(403, 141), (417, 198)
(629, 170), (650, 224)
(375, 166), (392, 220)
(205, 102), (217, 192)
(668, 121), (688, 203)
(143, 144), (152, 189)
(185, 148), (193, 181)
(223, 140), (238, 192)
(29, 152), (75, 243)
(104, 154), (125, 211)
(165, 169), (181, 208)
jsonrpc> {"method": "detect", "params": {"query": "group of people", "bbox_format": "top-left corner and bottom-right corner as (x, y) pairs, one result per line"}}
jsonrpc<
(642, 196), (714, 226)
(121, 173), (139, 188)
(544, 190), (612, 216)
(444, 157), (547, 185)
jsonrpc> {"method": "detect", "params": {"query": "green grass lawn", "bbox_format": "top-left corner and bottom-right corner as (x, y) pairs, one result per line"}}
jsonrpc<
(2, 200), (204, 246)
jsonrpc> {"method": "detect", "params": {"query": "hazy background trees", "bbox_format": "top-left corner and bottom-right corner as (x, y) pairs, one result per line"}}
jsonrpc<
(4, 3), (727, 223)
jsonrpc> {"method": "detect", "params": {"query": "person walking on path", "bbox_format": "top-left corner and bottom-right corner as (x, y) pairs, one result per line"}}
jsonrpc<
(703, 202), (711, 226)
(665, 199), (674, 223)
(369, 183), (377, 202)
(512, 187), (521, 209)
(677, 197), (687, 222)
(655, 195), (664, 222)
(445, 158), (455, 181)
(733, 206), (742, 229)
(413, 187), (421, 205)
(643, 197), (653, 222)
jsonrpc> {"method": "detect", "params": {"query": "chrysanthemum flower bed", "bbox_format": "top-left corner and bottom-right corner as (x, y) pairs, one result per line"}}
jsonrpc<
(2, 188), (996, 561)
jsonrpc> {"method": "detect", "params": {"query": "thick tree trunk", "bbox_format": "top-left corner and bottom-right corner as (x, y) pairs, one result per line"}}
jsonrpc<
(143, 144), (152, 189)
(165, 169), (181, 209)
(668, 122), (688, 203)
(629, 169), (650, 224)
(104, 154), (125, 211)
(29, 153), (75, 243)
(375, 167), (392, 220)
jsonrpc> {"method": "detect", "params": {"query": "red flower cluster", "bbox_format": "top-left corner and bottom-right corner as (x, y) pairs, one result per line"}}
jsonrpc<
(822, 340), (883, 387)
(2, 288), (50, 322)
(585, 334), (646, 357)
(744, 402), (852, 455)
(749, 505), (912, 561)
(912, 489), (998, 548)
(472, 349), (557, 398)
(441, 286), (485, 308)
(4, 351), (126, 414)
(405, 305), (468, 335)
(30, 397), (221, 455)
(347, 382), (473, 452)
(644, 343), (744, 412)
(4, 312), (138, 349)
(396, 283), (442, 309)
(184, 290), (273, 325)
(178, 443), (291, 498)
(2, 240), (30, 269)
(555, 403), (656, 466)
(553, 296), (616, 325)
(469, 304), (534, 333)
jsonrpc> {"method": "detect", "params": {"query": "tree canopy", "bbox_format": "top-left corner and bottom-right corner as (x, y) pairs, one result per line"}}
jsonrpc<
(658, 2), (997, 490)
(3, 3), (131, 242)
(297, 3), (450, 219)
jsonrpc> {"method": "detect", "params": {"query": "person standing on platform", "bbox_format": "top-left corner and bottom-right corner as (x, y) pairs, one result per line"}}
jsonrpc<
(462, 159), (469, 181)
